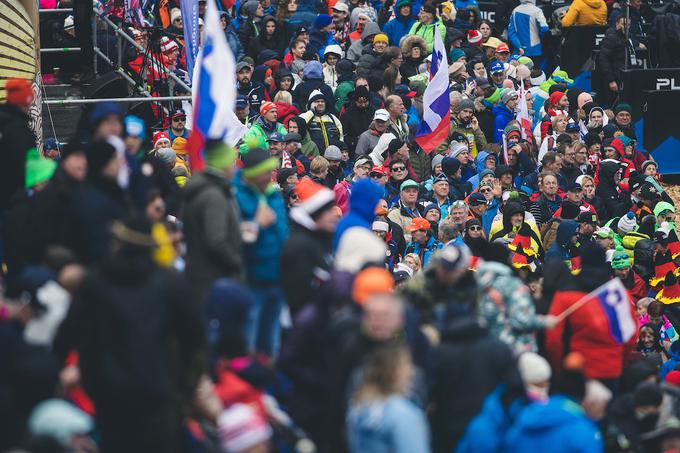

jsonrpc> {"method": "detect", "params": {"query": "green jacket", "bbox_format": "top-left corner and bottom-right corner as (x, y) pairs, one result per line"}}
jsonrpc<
(436, 116), (488, 157)
(301, 134), (320, 158)
(239, 118), (287, 155)
(409, 147), (431, 182)
(334, 79), (355, 113)
(408, 19), (446, 52)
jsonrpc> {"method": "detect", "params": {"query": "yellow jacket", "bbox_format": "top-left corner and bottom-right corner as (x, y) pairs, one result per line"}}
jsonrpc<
(561, 0), (607, 27)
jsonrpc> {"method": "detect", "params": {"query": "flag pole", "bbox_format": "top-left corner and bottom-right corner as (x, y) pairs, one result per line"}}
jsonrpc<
(551, 278), (623, 324)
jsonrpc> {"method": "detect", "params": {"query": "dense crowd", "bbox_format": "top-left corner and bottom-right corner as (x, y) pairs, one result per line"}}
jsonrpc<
(3, 0), (680, 451)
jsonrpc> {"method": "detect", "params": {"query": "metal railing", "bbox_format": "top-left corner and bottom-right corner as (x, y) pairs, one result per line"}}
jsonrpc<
(41, 47), (81, 53)
(44, 95), (191, 105)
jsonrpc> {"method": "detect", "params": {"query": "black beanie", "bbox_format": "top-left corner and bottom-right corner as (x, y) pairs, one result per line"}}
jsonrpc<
(441, 157), (461, 177)
(634, 382), (663, 408)
(387, 138), (405, 156)
(584, 131), (602, 148)
(85, 141), (117, 176)
(580, 242), (606, 268)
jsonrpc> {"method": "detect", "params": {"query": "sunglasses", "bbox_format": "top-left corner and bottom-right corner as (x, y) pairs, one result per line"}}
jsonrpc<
(391, 166), (406, 172)
(480, 188), (491, 194)
(371, 173), (385, 178)
(173, 117), (186, 122)
(468, 226), (482, 231)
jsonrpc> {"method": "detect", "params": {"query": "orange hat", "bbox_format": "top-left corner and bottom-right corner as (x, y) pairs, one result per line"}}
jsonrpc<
(407, 217), (431, 233)
(295, 178), (336, 218)
(172, 137), (188, 155)
(352, 267), (394, 305)
(5, 78), (34, 107)
(496, 43), (510, 53)
(260, 101), (276, 116)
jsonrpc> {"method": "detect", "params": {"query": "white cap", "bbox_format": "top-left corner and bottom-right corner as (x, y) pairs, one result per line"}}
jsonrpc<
(517, 352), (551, 385)
(373, 109), (389, 122)
(372, 221), (389, 232)
(333, 2), (349, 12)
(324, 44), (344, 58)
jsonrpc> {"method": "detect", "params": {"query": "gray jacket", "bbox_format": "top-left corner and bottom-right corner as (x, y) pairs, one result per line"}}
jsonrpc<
(183, 169), (244, 305)
(347, 22), (381, 63)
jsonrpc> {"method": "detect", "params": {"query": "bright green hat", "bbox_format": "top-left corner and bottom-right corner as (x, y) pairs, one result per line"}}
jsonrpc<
(205, 139), (237, 171)
(611, 245), (631, 269)
(25, 148), (57, 188)
(654, 201), (675, 217)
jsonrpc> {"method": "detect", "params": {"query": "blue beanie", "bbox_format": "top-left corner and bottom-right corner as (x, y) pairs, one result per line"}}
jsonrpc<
(314, 14), (332, 29)
(90, 101), (122, 126)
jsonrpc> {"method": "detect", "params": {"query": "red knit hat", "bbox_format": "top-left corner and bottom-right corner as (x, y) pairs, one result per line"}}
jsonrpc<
(153, 131), (171, 147)
(467, 29), (483, 46)
(667, 370), (680, 386)
(5, 78), (34, 107)
(548, 91), (565, 108)
(259, 101), (276, 116)
(160, 37), (179, 53)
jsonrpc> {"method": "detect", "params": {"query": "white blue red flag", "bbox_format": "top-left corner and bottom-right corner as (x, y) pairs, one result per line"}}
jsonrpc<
(180, 0), (200, 81)
(415, 29), (450, 153)
(592, 278), (636, 344)
(516, 80), (533, 142)
(187, 0), (247, 170)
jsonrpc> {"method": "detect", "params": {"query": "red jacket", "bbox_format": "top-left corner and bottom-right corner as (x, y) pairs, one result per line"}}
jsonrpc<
(546, 288), (637, 380)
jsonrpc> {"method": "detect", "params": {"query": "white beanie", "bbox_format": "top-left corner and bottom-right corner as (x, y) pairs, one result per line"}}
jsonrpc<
(617, 212), (637, 235)
(518, 352), (551, 385)
(170, 7), (182, 24)
(448, 141), (468, 159)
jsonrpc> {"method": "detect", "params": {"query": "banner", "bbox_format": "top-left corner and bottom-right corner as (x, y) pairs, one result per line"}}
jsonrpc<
(180, 0), (200, 82)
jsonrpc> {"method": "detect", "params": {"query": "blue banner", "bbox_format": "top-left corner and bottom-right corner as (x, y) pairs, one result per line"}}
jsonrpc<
(180, 0), (200, 82)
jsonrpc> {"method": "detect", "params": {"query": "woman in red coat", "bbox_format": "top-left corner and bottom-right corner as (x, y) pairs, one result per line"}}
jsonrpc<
(546, 243), (637, 389)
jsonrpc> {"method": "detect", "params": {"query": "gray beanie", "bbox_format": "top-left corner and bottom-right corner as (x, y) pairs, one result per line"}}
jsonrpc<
(156, 147), (176, 167)
(431, 154), (444, 171)
(448, 141), (468, 159)
(455, 98), (475, 114)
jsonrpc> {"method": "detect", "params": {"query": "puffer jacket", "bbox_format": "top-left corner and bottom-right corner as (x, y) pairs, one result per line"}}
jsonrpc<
(233, 173), (289, 284)
(383, 14), (416, 47)
(400, 36), (427, 81)
(561, 0), (607, 27)
(357, 47), (386, 80)
(299, 110), (344, 152)
(492, 103), (516, 143)
(239, 116), (287, 154)
(347, 22), (381, 62)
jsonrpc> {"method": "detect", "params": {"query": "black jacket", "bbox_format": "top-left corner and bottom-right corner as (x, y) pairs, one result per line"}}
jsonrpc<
(280, 214), (334, 316)
(598, 26), (627, 84)
(0, 104), (34, 210)
(340, 103), (376, 153)
(595, 160), (631, 220)
(429, 317), (519, 453)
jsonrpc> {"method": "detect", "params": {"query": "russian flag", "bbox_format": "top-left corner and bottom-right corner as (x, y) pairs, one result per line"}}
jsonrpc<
(593, 278), (637, 344)
(186, 0), (247, 170)
(415, 29), (450, 153)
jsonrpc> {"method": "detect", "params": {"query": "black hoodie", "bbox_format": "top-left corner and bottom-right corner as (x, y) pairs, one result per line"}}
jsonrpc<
(595, 159), (631, 220)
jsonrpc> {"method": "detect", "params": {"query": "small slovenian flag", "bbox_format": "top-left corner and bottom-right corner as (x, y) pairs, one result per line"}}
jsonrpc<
(592, 278), (636, 344)
(186, 0), (247, 170)
(414, 29), (450, 154)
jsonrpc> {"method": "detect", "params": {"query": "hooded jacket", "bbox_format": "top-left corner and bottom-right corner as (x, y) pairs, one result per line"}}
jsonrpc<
(508, 0), (549, 56)
(492, 103), (516, 143)
(595, 159), (631, 220)
(598, 25), (628, 84)
(561, 0), (607, 27)
(292, 62), (336, 114)
(382, 12), (416, 48)
(347, 22), (381, 62)
(239, 115), (287, 154)
(546, 219), (578, 262)
(504, 395), (603, 452)
(335, 178), (384, 246)
(184, 170), (244, 305)
(400, 35), (427, 81)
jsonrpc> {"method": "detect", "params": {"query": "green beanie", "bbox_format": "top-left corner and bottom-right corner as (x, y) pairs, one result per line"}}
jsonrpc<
(611, 245), (631, 269)
(25, 148), (57, 189)
(205, 139), (237, 171)
(485, 87), (502, 105)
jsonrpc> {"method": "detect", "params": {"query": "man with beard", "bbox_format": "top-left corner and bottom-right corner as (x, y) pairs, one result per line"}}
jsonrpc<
(300, 91), (344, 153)
(236, 61), (266, 120)
(437, 98), (488, 156)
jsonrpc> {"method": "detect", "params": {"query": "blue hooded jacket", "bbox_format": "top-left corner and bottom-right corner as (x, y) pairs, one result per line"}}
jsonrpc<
(383, 15), (416, 48)
(467, 151), (497, 190)
(661, 340), (680, 380)
(546, 219), (578, 261)
(493, 103), (515, 143)
(233, 172), (289, 284)
(334, 178), (384, 249)
(504, 395), (603, 453)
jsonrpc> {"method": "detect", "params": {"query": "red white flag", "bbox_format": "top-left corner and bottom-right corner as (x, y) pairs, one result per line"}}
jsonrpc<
(516, 80), (533, 142)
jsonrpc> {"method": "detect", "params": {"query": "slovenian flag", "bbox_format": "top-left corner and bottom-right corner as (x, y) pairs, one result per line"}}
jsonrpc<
(187, 0), (247, 170)
(414, 29), (450, 153)
(592, 278), (636, 344)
